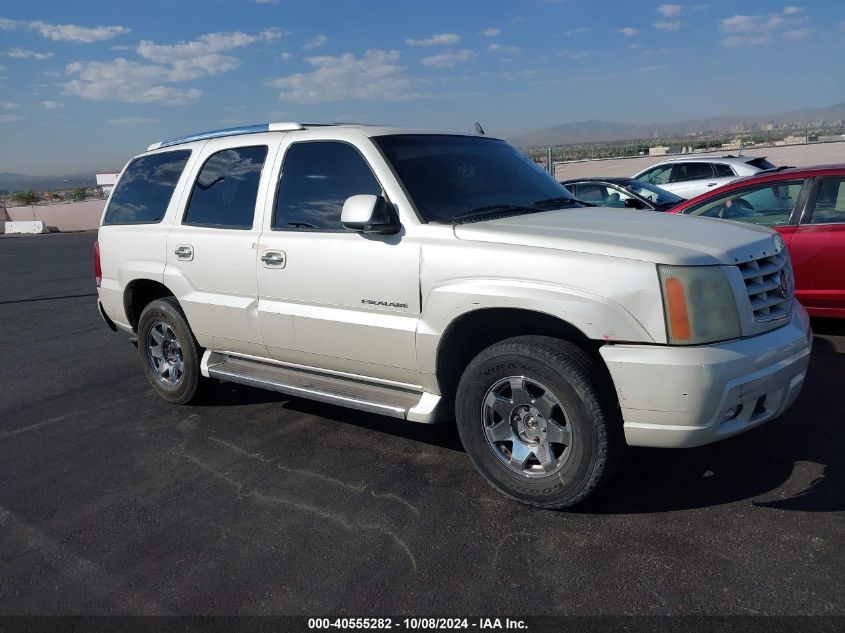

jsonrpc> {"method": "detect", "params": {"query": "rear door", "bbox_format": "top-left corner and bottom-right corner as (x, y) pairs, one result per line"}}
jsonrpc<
(164, 136), (276, 356)
(790, 175), (845, 315)
(667, 162), (719, 199)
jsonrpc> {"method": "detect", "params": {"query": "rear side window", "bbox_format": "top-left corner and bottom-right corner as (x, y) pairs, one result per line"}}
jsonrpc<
(103, 150), (191, 225)
(670, 163), (714, 182)
(183, 146), (268, 229)
(808, 177), (845, 224)
(273, 141), (381, 230)
(714, 164), (735, 177)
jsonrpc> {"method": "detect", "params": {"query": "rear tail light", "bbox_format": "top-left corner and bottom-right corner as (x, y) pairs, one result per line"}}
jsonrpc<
(93, 240), (102, 288)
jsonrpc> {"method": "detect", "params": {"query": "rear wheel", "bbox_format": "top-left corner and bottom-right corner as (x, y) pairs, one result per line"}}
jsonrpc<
(137, 297), (205, 404)
(455, 336), (623, 509)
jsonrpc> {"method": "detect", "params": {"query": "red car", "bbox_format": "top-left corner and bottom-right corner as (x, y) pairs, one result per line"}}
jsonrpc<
(670, 165), (845, 318)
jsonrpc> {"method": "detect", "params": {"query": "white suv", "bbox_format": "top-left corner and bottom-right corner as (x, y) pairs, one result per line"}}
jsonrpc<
(95, 123), (811, 508)
(633, 155), (777, 200)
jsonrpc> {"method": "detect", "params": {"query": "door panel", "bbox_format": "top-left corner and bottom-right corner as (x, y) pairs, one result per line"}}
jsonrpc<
(790, 176), (845, 314)
(164, 138), (277, 356)
(256, 137), (422, 382)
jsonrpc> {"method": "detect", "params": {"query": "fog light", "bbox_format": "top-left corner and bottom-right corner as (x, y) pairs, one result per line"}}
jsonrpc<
(720, 405), (742, 424)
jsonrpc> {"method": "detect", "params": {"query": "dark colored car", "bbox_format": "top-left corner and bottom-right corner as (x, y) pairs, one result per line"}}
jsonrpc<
(559, 177), (684, 212)
(670, 164), (845, 319)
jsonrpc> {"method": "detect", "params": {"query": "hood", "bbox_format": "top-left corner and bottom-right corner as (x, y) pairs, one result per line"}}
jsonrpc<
(453, 207), (781, 266)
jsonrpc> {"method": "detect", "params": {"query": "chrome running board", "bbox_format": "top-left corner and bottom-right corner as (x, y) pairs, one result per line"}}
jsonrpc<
(201, 351), (442, 423)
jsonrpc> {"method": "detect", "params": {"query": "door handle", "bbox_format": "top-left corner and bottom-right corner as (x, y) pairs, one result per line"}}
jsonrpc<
(706, 182), (718, 187)
(174, 245), (193, 261)
(261, 250), (286, 267)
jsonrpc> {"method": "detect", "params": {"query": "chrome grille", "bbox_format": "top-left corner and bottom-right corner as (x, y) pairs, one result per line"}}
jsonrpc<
(739, 250), (792, 322)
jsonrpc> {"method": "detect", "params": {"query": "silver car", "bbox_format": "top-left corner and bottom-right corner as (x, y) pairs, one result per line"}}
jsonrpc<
(633, 155), (777, 200)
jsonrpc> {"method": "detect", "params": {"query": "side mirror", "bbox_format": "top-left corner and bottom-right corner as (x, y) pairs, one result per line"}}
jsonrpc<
(341, 194), (399, 234)
(624, 197), (646, 210)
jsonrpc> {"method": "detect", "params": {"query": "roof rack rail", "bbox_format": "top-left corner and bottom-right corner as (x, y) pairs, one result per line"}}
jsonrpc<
(147, 122), (304, 151)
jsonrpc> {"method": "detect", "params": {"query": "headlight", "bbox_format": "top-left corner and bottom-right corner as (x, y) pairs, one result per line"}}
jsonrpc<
(658, 264), (741, 345)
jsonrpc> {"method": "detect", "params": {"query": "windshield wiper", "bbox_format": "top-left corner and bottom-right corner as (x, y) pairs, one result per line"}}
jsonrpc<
(451, 204), (540, 223)
(532, 196), (588, 208)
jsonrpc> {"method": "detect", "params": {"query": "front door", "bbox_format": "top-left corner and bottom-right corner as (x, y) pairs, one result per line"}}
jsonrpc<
(790, 175), (845, 315)
(256, 138), (421, 383)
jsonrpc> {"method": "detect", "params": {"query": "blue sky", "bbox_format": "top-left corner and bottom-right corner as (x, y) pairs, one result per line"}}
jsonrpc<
(0, 0), (843, 175)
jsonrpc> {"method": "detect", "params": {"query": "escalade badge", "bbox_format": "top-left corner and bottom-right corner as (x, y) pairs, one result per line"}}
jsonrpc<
(778, 271), (790, 299)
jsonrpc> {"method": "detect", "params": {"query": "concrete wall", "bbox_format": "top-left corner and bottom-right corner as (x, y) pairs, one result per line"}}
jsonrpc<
(6, 199), (104, 232)
(554, 141), (845, 181)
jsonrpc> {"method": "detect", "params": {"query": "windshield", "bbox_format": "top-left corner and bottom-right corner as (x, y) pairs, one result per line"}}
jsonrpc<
(624, 179), (684, 206)
(373, 134), (579, 223)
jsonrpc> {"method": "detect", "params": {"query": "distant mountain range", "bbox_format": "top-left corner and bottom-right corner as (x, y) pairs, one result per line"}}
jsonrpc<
(0, 171), (96, 194)
(511, 102), (845, 148)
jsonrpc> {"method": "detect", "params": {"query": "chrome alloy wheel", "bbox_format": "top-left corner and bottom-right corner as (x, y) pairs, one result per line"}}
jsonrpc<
(146, 321), (184, 386)
(482, 376), (572, 478)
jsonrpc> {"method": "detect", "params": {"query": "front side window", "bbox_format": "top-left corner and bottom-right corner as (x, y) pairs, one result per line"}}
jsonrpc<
(183, 146), (268, 229)
(670, 162), (714, 182)
(808, 176), (845, 224)
(640, 164), (673, 185)
(103, 150), (191, 225)
(682, 179), (805, 226)
(274, 142), (381, 230)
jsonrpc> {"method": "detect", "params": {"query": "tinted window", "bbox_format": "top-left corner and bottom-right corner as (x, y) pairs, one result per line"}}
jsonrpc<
(809, 177), (845, 224)
(572, 183), (632, 207)
(714, 164), (735, 177)
(183, 146), (267, 229)
(671, 163), (714, 182)
(374, 135), (576, 223)
(640, 165), (673, 185)
(683, 179), (804, 227)
(103, 150), (190, 225)
(274, 142), (380, 230)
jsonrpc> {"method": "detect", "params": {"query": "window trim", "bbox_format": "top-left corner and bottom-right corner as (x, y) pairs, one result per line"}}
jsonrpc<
(181, 144), (269, 231)
(800, 175), (845, 226)
(271, 139), (386, 233)
(102, 149), (192, 226)
(681, 177), (810, 225)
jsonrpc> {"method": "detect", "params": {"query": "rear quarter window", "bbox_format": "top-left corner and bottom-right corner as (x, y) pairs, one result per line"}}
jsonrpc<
(103, 150), (191, 225)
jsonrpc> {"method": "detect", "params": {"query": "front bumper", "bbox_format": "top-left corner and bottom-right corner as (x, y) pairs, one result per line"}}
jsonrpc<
(600, 304), (812, 448)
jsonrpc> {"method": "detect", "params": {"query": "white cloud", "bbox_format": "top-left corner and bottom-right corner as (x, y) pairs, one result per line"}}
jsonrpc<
(782, 27), (810, 41)
(657, 4), (682, 17)
(106, 116), (158, 125)
(482, 28), (501, 37)
(0, 113), (24, 123)
(487, 43), (520, 54)
(302, 34), (327, 50)
(405, 33), (460, 47)
(279, 52), (294, 60)
(2, 48), (53, 60)
(1, 100), (18, 109)
(62, 29), (279, 105)
(638, 64), (667, 72)
(30, 21), (130, 43)
(421, 49), (474, 67)
(558, 49), (590, 60)
(692, 4), (710, 10)
(41, 100), (63, 109)
(269, 49), (423, 103)
(0, 18), (17, 30)
(618, 27), (640, 37)
(719, 7), (808, 47)
(255, 0), (280, 4)
(564, 27), (590, 36)
(654, 20), (681, 30)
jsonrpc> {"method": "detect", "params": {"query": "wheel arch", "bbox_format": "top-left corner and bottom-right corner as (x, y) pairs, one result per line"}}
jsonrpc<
(123, 279), (178, 332)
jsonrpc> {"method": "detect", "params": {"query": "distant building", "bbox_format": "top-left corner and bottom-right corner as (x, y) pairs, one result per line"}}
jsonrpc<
(721, 138), (743, 151)
(96, 172), (120, 196)
(649, 145), (669, 156)
(783, 135), (807, 145)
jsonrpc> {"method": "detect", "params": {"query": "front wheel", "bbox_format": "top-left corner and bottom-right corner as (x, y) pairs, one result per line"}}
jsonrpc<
(455, 336), (623, 509)
(137, 297), (205, 404)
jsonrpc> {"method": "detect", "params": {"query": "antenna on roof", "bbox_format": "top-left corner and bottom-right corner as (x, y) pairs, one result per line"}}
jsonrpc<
(474, 122), (485, 135)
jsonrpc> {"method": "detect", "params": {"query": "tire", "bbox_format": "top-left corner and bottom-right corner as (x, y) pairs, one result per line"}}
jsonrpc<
(137, 296), (205, 405)
(455, 336), (623, 509)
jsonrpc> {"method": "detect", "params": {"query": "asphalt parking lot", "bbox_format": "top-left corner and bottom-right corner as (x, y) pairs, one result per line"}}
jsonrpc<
(1, 231), (843, 616)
